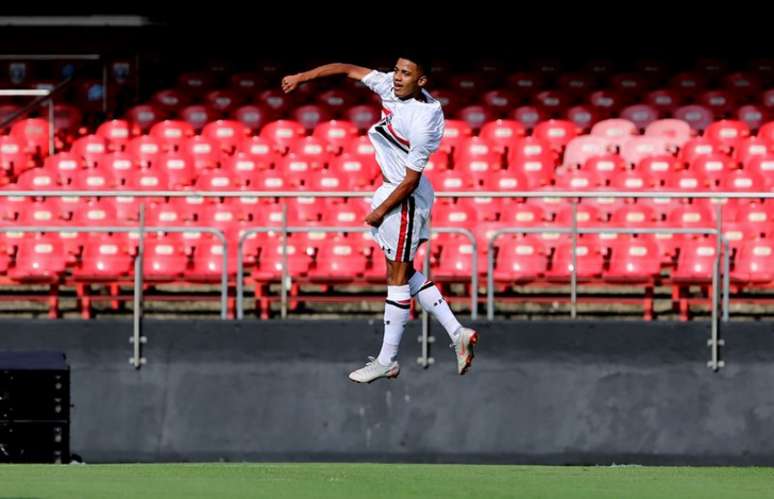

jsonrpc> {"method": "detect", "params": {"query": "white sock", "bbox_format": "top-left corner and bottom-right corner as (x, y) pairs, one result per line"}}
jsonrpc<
(377, 284), (411, 366)
(409, 271), (462, 342)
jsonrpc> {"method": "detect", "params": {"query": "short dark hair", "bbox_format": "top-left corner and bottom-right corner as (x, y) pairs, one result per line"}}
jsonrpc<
(398, 53), (432, 76)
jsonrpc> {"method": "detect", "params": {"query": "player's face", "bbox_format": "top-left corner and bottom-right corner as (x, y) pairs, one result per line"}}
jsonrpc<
(393, 58), (427, 99)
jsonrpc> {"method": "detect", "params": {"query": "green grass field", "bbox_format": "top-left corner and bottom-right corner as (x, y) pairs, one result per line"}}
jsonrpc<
(1, 463), (773, 499)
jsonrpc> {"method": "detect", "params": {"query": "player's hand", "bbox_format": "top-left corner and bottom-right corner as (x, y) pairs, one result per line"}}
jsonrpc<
(364, 210), (384, 228)
(281, 74), (303, 93)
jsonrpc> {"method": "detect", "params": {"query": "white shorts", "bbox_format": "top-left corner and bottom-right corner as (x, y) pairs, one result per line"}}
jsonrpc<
(370, 176), (434, 262)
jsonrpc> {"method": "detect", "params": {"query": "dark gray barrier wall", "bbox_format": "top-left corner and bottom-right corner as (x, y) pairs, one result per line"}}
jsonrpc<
(2, 319), (774, 464)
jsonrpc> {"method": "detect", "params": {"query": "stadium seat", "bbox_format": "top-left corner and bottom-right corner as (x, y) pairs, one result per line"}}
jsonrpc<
(533, 120), (580, 151)
(183, 136), (222, 171)
(202, 120), (250, 154)
(96, 120), (131, 152)
(619, 105), (659, 131)
(644, 119), (693, 148)
(142, 236), (188, 282)
(260, 120), (306, 153)
(127, 135), (163, 169)
(546, 238), (604, 281)
(731, 238), (774, 284)
(232, 104), (271, 133)
(605, 236), (661, 282)
(149, 120), (195, 152)
(180, 105), (216, 132)
(493, 236), (547, 283)
(673, 105), (714, 132)
(313, 120), (359, 154)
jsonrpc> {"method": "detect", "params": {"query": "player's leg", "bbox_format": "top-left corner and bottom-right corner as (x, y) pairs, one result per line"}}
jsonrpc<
(348, 198), (413, 383)
(406, 243), (478, 374)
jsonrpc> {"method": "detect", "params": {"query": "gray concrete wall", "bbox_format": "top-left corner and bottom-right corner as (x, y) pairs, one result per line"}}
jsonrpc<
(2, 319), (773, 464)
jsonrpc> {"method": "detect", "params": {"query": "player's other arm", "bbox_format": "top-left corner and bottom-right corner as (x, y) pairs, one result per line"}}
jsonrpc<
(281, 63), (372, 93)
(365, 169), (422, 227)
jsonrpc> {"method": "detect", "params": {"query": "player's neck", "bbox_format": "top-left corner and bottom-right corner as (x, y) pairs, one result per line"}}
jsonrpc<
(400, 88), (427, 102)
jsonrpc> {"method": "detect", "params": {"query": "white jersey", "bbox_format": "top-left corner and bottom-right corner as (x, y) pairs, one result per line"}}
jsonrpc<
(362, 70), (445, 185)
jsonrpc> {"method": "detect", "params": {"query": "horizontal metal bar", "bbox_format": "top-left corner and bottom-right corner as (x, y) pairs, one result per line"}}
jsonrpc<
(0, 190), (772, 200)
(0, 89), (51, 97)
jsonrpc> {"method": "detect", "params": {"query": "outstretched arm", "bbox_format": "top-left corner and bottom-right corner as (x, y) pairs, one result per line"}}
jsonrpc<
(281, 63), (372, 93)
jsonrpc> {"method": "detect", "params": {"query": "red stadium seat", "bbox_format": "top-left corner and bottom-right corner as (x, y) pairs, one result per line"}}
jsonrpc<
(688, 154), (733, 186)
(11, 118), (50, 157)
(149, 120), (195, 152)
(619, 104), (659, 131)
(142, 236), (188, 282)
(126, 105), (161, 133)
(704, 120), (751, 151)
(646, 89), (681, 114)
(202, 120), (250, 154)
(510, 106), (546, 130)
(308, 236), (367, 282)
(179, 105), (216, 132)
(673, 105), (714, 132)
(672, 237), (718, 283)
(313, 120), (359, 154)
(260, 120), (306, 154)
(533, 120), (580, 151)
(620, 137), (671, 166)
(562, 136), (615, 167)
(44, 152), (83, 186)
(0, 135), (29, 174)
(73, 235), (133, 281)
(439, 119), (473, 154)
(698, 90), (735, 116)
(182, 136), (221, 171)
(644, 119), (693, 148)
(156, 152), (196, 188)
(457, 105), (494, 131)
(9, 234), (67, 283)
(635, 155), (680, 186)
(96, 120), (131, 152)
(152, 89), (188, 114)
(205, 89), (240, 115)
(345, 105), (380, 132)
(735, 105), (767, 131)
(605, 236), (661, 283)
(590, 119), (638, 141)
(731, 239), (774, 284)
(232, 104), (271, 133)
(493, 236), (547, 283)
(127, 135), (163, 169)
(292, 104), (332, 132)
(329, 154), (379, 190)
(289, 136), (331, 170)
(546, 238), (604, 281)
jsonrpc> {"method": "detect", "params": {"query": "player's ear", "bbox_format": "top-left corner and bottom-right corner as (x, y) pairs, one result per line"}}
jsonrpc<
(417, 74), (428, 88)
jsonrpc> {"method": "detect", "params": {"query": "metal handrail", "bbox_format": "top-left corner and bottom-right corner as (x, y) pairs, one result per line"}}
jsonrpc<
(0, 225), (229, 319)
(235, 226), (477, 320)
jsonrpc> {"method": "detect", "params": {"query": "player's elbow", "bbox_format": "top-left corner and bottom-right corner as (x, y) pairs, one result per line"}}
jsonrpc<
(402, 172), (422, 191)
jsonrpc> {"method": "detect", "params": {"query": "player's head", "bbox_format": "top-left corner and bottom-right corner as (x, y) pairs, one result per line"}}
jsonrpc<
(393, 55), (431, 99)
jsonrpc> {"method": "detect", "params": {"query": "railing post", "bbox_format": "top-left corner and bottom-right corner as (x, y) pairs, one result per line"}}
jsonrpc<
(281, 202), (288, 319)
(418, 227), (434, 368)
(570, 199), (578, 319)
(130, 203), (146, 369)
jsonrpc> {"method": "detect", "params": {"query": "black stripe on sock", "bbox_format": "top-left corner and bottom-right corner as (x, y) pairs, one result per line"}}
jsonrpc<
(385, 299), (410, 310)
(402, 196), (415, 262)
(418, 280), (435, 293)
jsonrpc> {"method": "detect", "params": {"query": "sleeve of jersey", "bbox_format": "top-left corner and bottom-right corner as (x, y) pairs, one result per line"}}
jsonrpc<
(361, 71), (393, 100)
(406, 111), (444, 173)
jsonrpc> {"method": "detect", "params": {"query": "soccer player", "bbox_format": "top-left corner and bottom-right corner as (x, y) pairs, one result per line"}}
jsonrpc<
(282, 56), (478, 383)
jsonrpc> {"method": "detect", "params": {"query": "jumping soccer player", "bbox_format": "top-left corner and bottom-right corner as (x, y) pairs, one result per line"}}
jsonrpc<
(282, 56), (478, 383)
